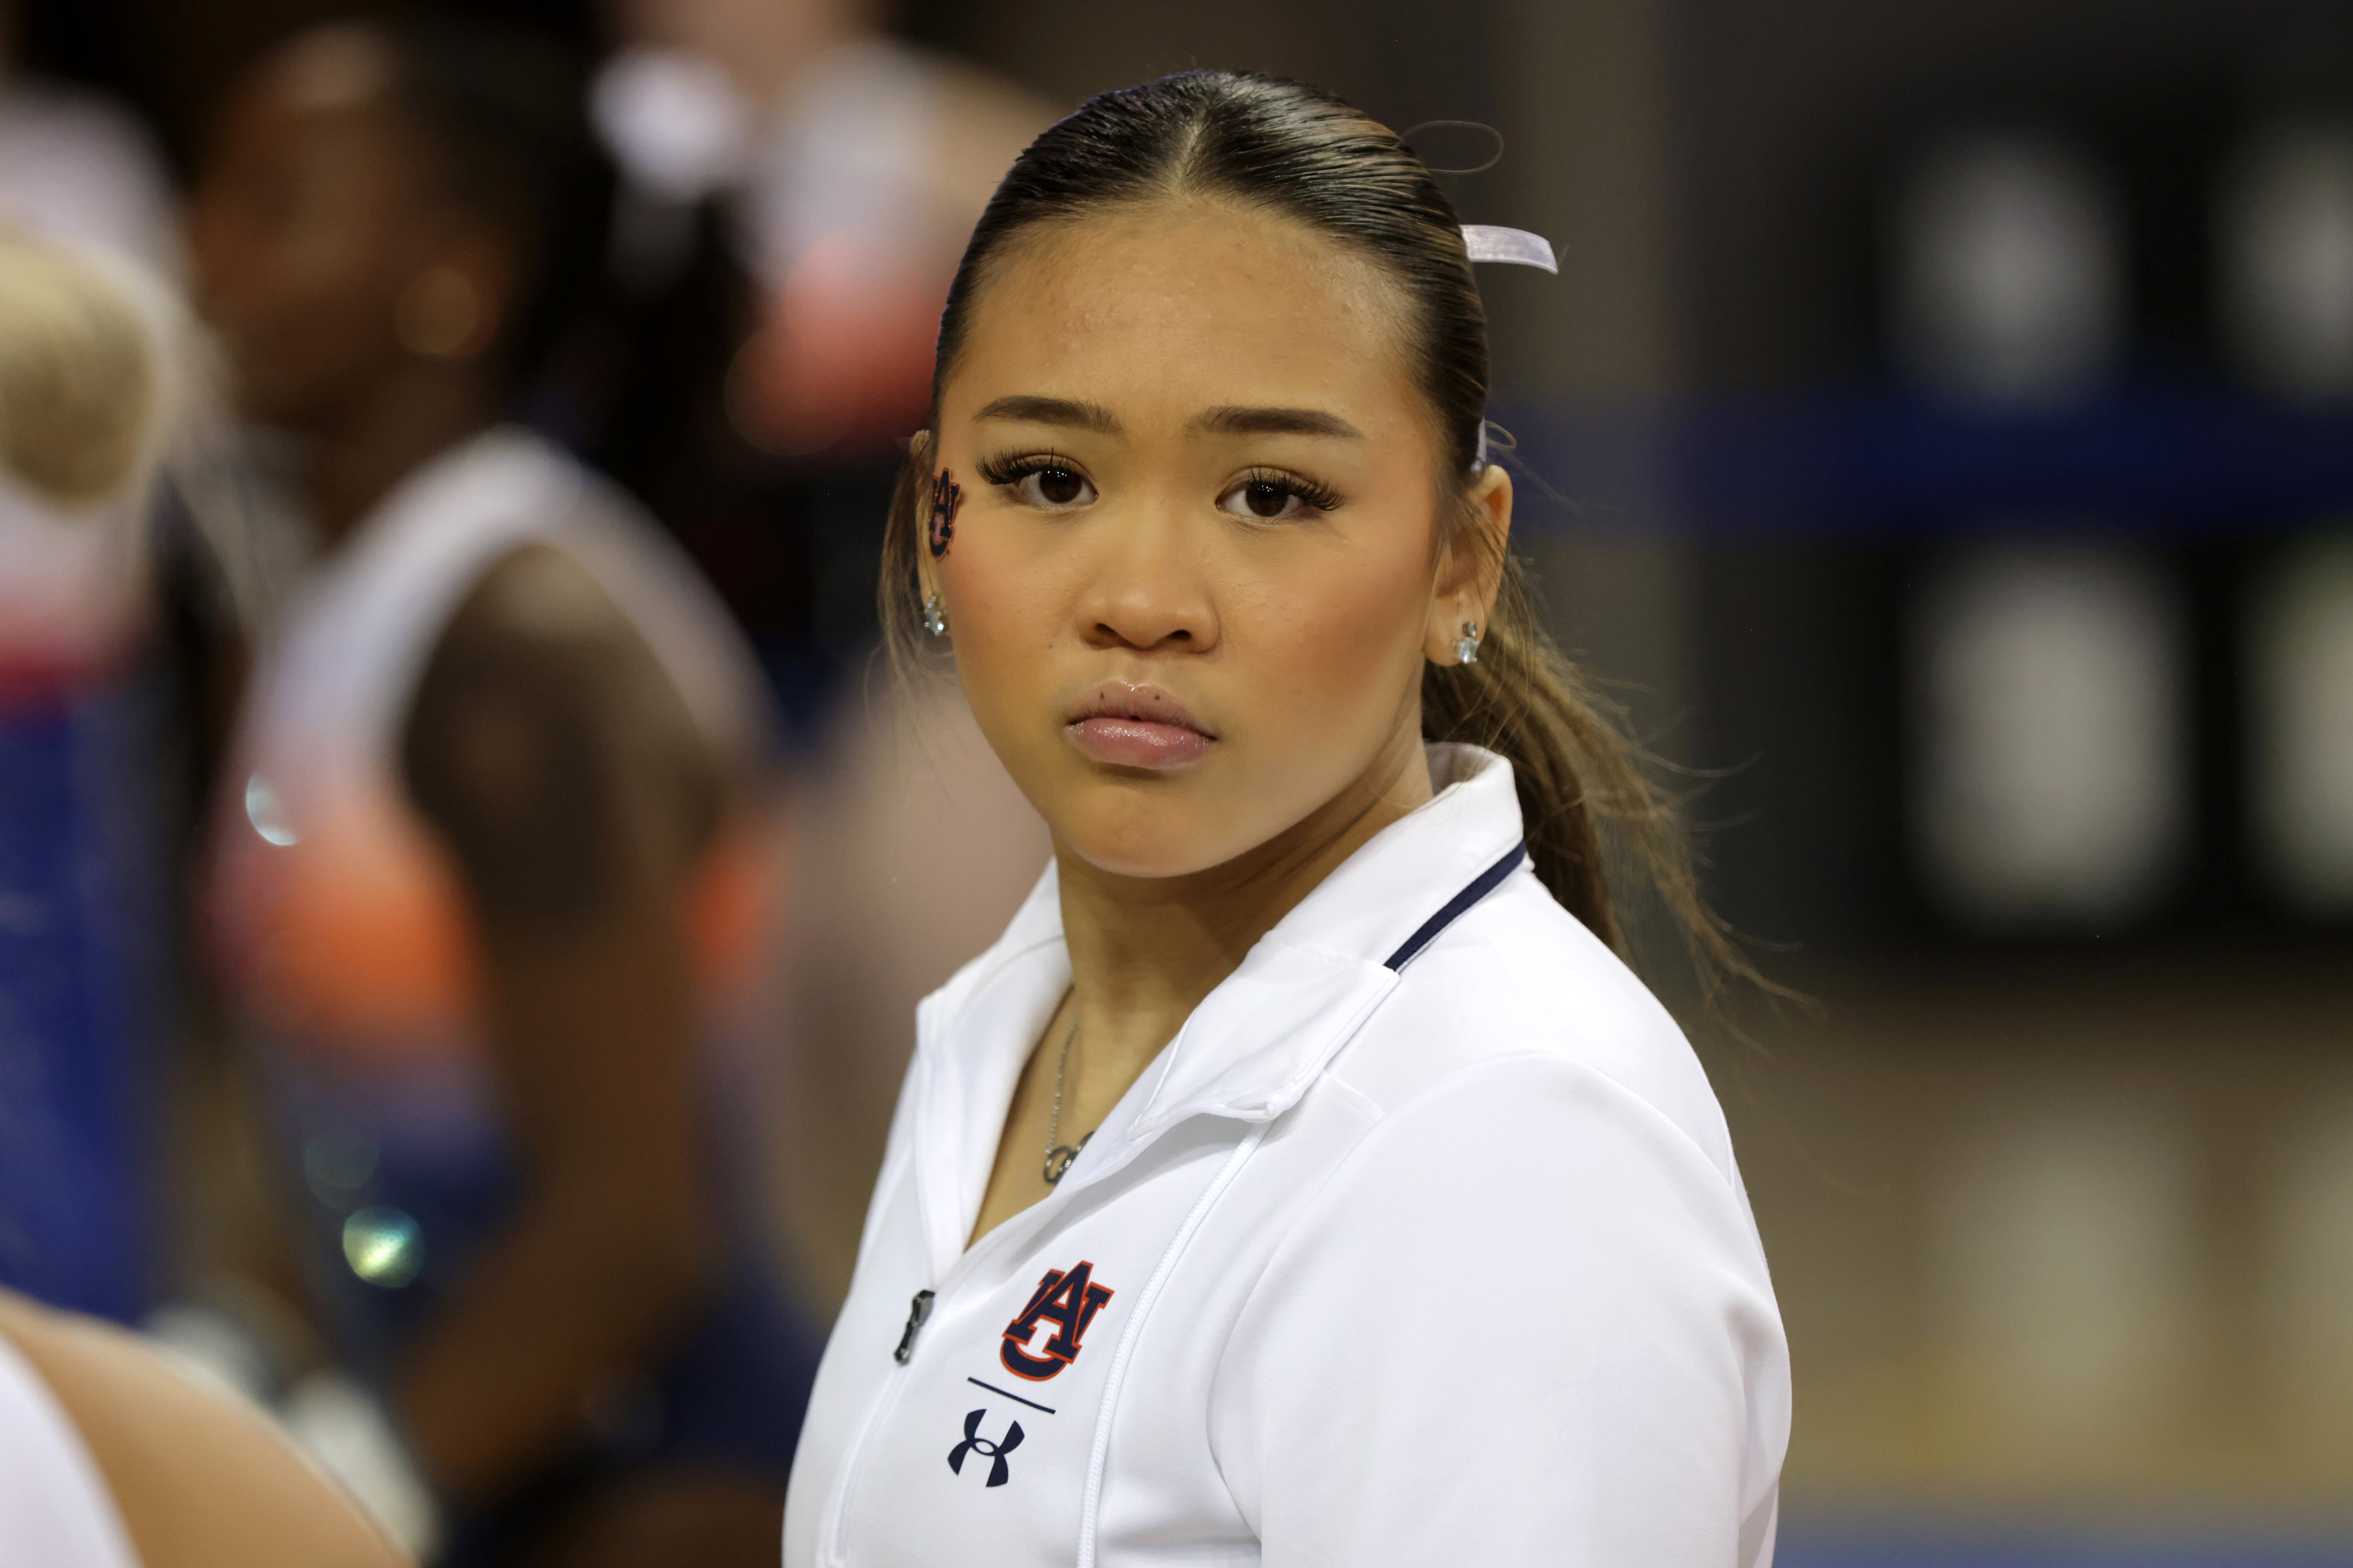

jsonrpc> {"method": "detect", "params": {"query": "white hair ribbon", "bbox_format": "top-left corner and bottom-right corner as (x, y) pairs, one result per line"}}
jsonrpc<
(1459, 226), (1557, 471)
(1460, 225), (1558, 272)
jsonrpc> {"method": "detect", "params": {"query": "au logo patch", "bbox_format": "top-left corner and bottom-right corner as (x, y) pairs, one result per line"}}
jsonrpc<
(1000, 1260), (1115, 1381)
(927, 468), (961, 558)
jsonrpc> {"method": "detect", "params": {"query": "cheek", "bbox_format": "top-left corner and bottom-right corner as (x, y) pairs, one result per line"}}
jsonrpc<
(1236, 523), (1432, 728)
(935, 517), (1069, 711)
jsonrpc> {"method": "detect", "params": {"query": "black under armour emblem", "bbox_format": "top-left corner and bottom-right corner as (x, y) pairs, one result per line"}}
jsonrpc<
(947, 1408), (1024, 1487)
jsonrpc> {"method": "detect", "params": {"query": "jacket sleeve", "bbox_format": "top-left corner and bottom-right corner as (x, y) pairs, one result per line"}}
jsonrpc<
(1210, 1054), (1788, 1568)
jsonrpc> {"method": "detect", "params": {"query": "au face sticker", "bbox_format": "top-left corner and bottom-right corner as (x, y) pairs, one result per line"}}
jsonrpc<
(928, 469), (962, 558)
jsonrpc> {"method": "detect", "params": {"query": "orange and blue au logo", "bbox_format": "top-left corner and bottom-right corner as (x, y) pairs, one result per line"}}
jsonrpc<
(1000, 1261), (1115, 1381)
(927, 468), (961, 558)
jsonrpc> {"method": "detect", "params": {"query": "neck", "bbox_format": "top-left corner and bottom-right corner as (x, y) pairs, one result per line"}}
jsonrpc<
(299, 364), (498, 548)
(1053, 722), (1435, 1090)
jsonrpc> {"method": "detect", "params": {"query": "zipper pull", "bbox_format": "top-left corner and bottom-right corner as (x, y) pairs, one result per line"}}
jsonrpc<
(892, 1289), (936, 1364)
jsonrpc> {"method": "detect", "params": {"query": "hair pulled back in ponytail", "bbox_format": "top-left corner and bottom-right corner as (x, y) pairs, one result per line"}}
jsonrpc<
(882, 69), (1761, 1000)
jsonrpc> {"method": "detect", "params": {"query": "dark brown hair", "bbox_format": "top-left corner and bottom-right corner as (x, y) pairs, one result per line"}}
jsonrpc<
(366, 16), (614, 400)
(881, 70), (1758, 997)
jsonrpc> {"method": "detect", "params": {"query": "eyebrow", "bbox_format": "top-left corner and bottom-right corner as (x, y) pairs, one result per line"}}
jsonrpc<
(969, 397), (1365, 443)
(972, 395), (1123, 433)
(1192, 405), (1364, 440)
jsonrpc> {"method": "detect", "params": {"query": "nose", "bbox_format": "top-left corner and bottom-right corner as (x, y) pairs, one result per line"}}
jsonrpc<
(1077, 498), (1220, 655)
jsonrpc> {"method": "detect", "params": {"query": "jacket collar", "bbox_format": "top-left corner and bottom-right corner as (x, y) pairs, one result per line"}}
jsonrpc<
(911, 745), (1528, 1266)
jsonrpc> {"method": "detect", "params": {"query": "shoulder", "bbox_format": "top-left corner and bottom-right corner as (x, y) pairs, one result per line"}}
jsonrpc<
(410, 538), (700, 770)
(442, 541), (636, 661)
(1319, 869), (1742, 1193)
(0, 1294), (404, 1568)
(412, 442), (739, 740)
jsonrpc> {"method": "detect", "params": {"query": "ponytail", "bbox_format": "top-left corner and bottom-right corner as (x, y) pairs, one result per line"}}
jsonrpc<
(1418, 525), (1765, 1003)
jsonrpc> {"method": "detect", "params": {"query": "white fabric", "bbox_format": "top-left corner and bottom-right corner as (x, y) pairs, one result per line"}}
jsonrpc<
(591, 38), (945, 290)
(0, 1330), (141, 1568)
(592, 47), (754, 206)
(731, 38), (942, 288)
(784, 745), (1789, 1568)
(0, 79), (179, 274)
(1461, 224), (1559, 272)
(236, 425), (765, 823)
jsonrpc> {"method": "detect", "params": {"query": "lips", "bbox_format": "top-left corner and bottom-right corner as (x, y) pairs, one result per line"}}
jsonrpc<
(1064, 683), (1218, 770)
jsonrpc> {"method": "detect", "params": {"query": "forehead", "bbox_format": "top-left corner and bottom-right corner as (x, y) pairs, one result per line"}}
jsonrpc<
(208, 42), (443, 216)
(238, 27), (397, 123)
(949, 201), (1418, 422)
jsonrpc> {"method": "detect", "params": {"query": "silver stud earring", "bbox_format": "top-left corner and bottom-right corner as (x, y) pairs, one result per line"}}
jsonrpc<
(922, 592), (948, 638)
(1454, 620), (1481, 665)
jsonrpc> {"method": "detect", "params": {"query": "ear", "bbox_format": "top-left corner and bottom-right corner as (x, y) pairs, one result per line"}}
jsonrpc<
(1424, 463), (1512, 665)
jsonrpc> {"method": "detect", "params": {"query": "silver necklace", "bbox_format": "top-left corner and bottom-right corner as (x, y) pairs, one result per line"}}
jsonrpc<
(1042, 1010), (1092, 1185)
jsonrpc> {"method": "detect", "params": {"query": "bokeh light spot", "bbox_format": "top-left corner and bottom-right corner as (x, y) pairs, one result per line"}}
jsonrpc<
(245, 772), (300, 846)
(342, 1207), (423, 1287)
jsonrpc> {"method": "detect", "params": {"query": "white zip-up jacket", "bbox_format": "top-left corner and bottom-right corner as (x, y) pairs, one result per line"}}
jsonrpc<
(784, 745), (1789, 1567)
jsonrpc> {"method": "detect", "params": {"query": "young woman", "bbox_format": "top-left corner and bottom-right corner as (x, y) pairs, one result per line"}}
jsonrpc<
(784, 72), (1789, 1568)
(188, 20), (814, 1564)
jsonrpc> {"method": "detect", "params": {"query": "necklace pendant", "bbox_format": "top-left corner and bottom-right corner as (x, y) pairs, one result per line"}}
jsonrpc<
(1042, 1129), (1093, 1186)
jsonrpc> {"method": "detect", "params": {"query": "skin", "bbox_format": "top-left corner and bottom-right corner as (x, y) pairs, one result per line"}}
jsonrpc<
(189, 27), (509, 541)
(0, 1291), (406, 1568)
(934, 201), (1511, 1242)
(189, 31), (778, 1562)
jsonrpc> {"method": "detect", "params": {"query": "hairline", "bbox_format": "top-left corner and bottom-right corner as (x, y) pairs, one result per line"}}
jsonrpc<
(930, 193), (1474, 509)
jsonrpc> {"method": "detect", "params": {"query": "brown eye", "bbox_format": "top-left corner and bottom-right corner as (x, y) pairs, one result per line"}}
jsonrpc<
(1014, 466), (1095, 509)
(1217, 475), (1316, 522)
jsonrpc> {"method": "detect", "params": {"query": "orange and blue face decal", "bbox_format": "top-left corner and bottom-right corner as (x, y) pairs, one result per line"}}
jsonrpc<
(998, 1260), (1115, 1381)
(927, 468), (962, 558)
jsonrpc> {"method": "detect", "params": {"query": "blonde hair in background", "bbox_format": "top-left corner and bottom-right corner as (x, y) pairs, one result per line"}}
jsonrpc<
(0, 228), (163, 506)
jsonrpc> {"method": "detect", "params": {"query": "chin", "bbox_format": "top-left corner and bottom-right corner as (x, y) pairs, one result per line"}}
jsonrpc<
(1052, 790), (1259, 882)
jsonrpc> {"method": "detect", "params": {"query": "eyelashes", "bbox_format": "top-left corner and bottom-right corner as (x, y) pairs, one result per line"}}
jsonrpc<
(1231, 466), (1340, 514)
(980, 451), (1096, 509)
(975, 451), (1343, 519)
(976, 449), (1076, 488)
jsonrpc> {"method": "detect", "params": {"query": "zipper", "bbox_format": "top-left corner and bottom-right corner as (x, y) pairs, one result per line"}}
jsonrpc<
(891, 1290), (935, 1364)
(827, 1346), (918, 1567)
(828, 1286), (934, 1565)
(828, 1213), (1039, 1563)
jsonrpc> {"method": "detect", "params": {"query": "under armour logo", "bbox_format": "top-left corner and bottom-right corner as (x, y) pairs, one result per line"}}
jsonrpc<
(1001, 1260), (1115, 1381)
(947, 1408), (1024, 1487)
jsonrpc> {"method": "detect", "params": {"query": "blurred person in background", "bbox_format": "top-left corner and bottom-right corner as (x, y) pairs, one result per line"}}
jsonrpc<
(587, 0), (1057, 1316)
(0, 1288), (405, 1567)
(178, 17), (815, 1565)
(0, 0), (177, 276)
(589, 0), (1049, 723)
(0, 201), (394, 1568)
(0, 227), (182, 1326)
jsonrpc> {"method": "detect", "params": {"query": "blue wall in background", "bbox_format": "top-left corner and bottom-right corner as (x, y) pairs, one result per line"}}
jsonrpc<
(0, 673), (170, 1322)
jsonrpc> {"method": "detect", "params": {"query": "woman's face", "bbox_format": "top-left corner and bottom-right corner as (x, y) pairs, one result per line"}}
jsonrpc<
(188, 32), (486, 430)
(928, 201), (1506, 881)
